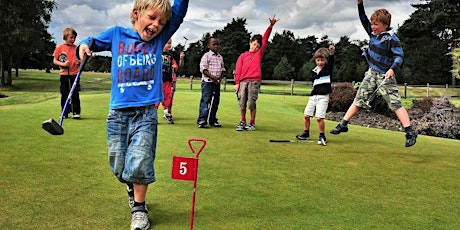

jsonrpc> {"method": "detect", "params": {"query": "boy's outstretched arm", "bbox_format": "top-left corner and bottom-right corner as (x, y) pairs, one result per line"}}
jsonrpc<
(269, 15), (279, 27)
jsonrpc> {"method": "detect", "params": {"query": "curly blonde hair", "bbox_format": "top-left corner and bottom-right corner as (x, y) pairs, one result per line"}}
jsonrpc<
(130, 0), (172, 24)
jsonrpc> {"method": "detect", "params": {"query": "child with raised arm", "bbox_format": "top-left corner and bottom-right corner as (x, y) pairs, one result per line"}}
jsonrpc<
(330, 0), (417, 147)
(296, 45), (335, 146)
(78, 0), (188, 229)
(158, 38), (184, 124)
(234, 16), (279, 131)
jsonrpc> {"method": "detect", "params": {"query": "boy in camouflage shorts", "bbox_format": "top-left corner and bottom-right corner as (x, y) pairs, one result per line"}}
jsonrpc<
(330, 0), (417, 147)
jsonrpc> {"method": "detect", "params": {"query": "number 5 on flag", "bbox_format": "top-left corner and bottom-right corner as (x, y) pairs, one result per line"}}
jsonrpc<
(172, 156), (197, 181)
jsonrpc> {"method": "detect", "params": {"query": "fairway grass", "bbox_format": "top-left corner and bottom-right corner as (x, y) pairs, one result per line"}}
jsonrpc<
(1, 74), (459, 229)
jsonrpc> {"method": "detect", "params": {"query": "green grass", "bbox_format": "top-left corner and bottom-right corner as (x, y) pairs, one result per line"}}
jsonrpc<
(0, 70), (460, 229)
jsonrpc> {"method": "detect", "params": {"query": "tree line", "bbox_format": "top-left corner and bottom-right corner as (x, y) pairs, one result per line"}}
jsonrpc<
(1, 0), (459, 87)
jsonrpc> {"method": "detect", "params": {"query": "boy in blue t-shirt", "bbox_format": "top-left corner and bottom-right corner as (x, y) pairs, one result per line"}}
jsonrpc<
(78, 0), (188, 229)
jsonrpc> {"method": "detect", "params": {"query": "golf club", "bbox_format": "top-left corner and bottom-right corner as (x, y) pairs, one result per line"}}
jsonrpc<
(183, 36), (188, 51)
(206, 92), (215, 125)
(269, 139), (315, 143)
(363, 78), (388, 109)
(42, 40), (94, 135)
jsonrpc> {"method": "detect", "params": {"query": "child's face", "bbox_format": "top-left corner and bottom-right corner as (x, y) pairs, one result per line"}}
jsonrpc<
(371, 20), (387, 35)
(65, 34), (76, 45)
(208, 38), (220, 53)
(315, 57), (327, 69)
(163, 39), (172, 52)
(132, 7), (168, 42)
(249, 40), (261, 52)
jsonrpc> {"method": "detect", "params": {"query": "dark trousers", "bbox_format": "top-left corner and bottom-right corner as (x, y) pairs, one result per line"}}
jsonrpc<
(197, 81), (220, 125)
(60, 75), (81, 115)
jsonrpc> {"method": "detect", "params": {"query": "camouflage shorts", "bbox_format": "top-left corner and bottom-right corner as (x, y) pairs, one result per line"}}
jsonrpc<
(354, 68), (403, 111)
(237, 81), (260, 110)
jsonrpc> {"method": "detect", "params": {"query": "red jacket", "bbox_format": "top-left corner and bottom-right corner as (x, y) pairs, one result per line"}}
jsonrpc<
(234, 25), (272, 84)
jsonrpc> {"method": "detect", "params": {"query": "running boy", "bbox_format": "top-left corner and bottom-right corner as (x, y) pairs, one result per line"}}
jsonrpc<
(53, 27), (81, 119)
(234, 16), (278, 131)
(330, 0), (417, 147)
(78, 0), (188, 229)
(197, 37), (225, 128)
(296, 45), (335, 146)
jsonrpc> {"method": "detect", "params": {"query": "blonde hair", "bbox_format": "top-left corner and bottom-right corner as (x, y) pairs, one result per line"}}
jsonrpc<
(370, 8), (392, 31)
(314, 48), (330, 60)
(62, 27), (77, 40)
(130, 0), (172, 24)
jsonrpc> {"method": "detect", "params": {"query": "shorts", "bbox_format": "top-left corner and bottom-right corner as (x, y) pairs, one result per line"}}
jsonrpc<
(107, 105), (158, 185)
(304, 94), (329, 118)
(353, 68), (403, 111)
(237, 81), (260, 110)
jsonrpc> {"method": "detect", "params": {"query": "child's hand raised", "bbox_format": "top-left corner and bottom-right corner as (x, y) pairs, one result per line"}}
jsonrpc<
(269, 15), (279, 27)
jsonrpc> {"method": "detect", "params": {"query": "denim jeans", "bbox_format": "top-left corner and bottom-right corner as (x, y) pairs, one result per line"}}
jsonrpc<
(107, 105), (158, 185)
(197, 81), (220, 125)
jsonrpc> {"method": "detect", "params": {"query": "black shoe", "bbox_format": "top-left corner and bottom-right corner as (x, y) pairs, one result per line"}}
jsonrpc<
(296, 132), (310, 140)
(198, 122), (207, 128)
(166, 115), (174, 124)
(210, 122), (222, 127)
(72, 114), (80, 119)
(330, 123), (348, 135)
(405, 130), (418, 147)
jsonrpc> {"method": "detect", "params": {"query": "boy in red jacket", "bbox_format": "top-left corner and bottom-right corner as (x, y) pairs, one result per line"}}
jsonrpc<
(234, 16), (278, 131)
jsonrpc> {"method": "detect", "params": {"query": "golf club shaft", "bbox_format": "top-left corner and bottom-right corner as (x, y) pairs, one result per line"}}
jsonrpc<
(367, 78), (387, 103)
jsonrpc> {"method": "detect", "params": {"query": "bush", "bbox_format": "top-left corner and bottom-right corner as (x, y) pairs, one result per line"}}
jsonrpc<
(412, 97), (460, 140)
(368, 94), (397, 119)
(328, 83), (356, 112)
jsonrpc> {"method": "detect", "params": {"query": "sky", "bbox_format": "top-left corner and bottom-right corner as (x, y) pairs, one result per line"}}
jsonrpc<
(48, 0), (420, 50)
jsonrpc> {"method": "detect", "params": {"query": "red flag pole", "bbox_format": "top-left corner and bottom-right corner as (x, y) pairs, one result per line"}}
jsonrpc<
(187, 138), (206, 230)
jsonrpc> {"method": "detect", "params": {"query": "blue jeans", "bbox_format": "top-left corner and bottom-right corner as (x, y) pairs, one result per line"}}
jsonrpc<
(107, 105), (158, 185)
(197, 81), (220, 124)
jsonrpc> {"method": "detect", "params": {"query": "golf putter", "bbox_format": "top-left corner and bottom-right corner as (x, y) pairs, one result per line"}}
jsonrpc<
(363, 78), (388, 109)
(206, 92), (215, 124)
(42, 40), (94, 135)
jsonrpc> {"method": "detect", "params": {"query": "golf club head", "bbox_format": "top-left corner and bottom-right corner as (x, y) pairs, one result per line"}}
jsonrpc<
(42, 119), (64, 135)
(362, 101), (372, 110)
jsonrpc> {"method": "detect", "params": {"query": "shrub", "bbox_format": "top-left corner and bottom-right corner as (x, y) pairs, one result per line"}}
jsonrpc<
(328, 83), (356, 112)
(412, 97), (460, 140)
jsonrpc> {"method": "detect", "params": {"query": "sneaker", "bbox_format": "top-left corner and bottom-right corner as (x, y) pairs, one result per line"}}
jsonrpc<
(72, 114), (80, 119)
(131, 206), (150, 230)
(296, 132), (310, 140)
(405, 130), (418, 147)
(198, 122), (207, 128)
(210, 122), (222, 127)
(127, 184), (135, 209)
(236, 121), (246, 131)
(166, 115), (174, 124)
(330, 123), (348, 135)
(245, 123), (256, 131)
(318, 136), (327, 146)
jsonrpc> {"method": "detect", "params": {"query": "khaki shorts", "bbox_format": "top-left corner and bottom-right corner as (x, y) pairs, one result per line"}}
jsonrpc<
(304, 94), (330, 118)
(237, 81), (260, 110)
(353, 68), (402, 111)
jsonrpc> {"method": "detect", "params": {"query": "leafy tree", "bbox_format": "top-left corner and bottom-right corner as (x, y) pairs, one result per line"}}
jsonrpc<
(273, 56), (295, 81)
(398, 0), (459, 85)
(0, 0), (56, 86)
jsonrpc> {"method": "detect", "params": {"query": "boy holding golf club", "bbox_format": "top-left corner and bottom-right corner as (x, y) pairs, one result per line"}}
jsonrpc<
(197, 37), (225, 128)
(77, 0), (188, 229)
(330, 0), (417, 147)
(53, 27), (81, 119)
(234, 15), (279, 131)
(296, 45), (335, 146)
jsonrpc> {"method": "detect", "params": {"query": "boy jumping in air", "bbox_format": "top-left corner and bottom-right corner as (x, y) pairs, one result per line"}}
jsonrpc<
(330, 0), (417, 147)
(296, 45), (335, 146)
(78, 0), (188, 229)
